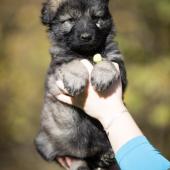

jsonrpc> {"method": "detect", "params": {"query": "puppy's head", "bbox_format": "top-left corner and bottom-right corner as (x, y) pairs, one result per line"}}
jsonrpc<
(42, 0), (113, 55)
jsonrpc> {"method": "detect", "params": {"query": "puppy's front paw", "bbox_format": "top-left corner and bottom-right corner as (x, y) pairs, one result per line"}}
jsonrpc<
(63, 72), (87, 96)
(91, 61), (119, 92)
(61, 60), (89, 96)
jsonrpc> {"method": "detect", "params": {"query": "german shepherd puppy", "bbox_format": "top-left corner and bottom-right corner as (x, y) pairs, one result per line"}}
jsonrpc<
(35, 0), (127, 170)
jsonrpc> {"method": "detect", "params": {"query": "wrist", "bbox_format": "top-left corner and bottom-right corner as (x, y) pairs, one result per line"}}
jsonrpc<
(98, 103), (128, 130)
(103, 111), (143, 153)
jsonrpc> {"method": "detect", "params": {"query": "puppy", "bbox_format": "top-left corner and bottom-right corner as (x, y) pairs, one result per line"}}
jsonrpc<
(35, 0), (127, 170)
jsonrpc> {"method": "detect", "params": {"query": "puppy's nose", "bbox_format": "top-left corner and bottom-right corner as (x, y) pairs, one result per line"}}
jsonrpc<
(80, 33), (92, 41)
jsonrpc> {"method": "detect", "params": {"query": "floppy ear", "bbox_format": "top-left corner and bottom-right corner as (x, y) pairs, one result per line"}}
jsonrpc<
(41, 2), (52, 25)
(41, 0), (64, 26)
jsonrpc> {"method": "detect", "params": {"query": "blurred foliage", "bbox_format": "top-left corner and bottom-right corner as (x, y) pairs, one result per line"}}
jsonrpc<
(0, 0), (170, 170)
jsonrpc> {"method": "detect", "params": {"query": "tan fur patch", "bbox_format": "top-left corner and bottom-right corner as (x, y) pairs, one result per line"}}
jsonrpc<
(48, 0), (65, 12)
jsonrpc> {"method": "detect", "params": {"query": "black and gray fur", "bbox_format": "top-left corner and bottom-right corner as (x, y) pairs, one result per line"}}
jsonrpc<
(35, 0), (127, 170)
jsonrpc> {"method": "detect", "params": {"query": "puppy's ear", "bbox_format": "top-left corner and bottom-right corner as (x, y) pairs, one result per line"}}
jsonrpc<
(41, 2), (52, 25)
(41, 0), (64, 26)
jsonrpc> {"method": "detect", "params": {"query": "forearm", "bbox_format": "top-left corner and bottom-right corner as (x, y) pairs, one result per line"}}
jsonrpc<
(100, 110), (170, 170)
(99, 108), (143, 153)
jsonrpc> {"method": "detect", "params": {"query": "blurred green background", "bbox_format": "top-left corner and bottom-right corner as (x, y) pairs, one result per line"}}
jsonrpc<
(0, 0), (170, 170)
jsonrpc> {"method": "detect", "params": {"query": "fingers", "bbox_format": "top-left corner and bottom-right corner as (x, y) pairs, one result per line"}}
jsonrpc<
(112, 62), (120, 73)
(57, 94), (73, 105)
(57, 157), (70, 170)
(81, 59), (119, 74)
(57, 157), (80, 170)
(65, 157), (73, 167)
(56, 80), (72, 104)
(56, 80), (68, 94)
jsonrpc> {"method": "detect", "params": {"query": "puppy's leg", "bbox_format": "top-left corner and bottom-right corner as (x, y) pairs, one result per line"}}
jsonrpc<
(59, 60), (89, 96)
(104, 39), (127, 93)
(91, 61), (119, 92)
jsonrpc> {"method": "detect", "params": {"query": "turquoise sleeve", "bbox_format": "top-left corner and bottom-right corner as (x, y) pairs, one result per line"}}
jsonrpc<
(115, 136), (170, 170)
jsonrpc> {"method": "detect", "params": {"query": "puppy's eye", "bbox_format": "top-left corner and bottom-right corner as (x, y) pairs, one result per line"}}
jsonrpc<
(61, 18), (75, 24)
(92, 15), (104, 21)
(92, 15), (100, 20)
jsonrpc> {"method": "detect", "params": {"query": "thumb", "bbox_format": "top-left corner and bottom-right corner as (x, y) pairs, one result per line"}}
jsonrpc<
(57, 94), (73, 105)
(80, 59), (93, 74)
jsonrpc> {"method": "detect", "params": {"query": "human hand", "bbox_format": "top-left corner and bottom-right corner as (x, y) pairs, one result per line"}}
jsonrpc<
(56, 59), (127, 129)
